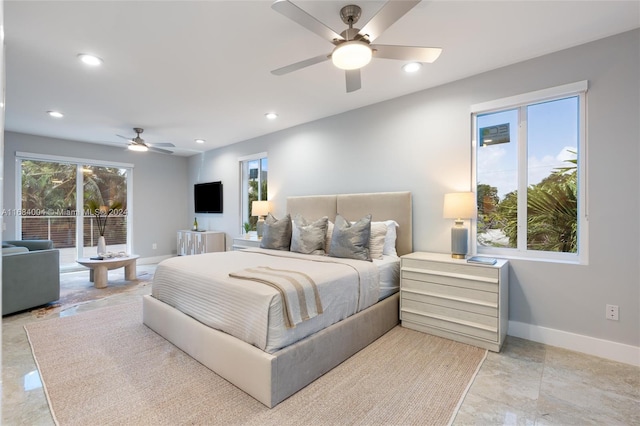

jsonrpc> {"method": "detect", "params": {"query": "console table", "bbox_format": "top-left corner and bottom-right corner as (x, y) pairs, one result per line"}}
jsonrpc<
(177, 230), (226, 255)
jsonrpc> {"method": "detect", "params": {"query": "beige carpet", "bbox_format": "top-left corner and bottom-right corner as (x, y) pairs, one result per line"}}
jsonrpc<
(25, 301), (487, 426)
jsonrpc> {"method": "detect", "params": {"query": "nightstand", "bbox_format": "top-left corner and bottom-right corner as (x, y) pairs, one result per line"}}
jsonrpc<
(232, 235), (261, 250)
(400, 252), (509, 352)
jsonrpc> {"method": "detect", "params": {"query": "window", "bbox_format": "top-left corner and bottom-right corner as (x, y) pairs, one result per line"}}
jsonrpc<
(17, 153), (133, 268)
(471, 81), (587, 263)
(240, 153), (268, 231)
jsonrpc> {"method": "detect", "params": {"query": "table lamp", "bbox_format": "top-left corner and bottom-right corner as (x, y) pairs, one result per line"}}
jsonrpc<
(252, 200), (271, 238)
(443, 192), (476, 259)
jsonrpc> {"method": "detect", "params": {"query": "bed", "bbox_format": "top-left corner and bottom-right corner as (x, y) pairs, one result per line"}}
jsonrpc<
(142, 191), (412, 408)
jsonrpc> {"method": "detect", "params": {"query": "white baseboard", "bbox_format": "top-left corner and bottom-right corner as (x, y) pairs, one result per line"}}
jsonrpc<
(508, 320), (640, 367)
(138, 254), (173, 265)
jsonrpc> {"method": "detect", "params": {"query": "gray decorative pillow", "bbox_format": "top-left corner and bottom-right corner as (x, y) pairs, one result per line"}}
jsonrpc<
(291, 215), (328, 255)
(328, 214), (372, 261)
(260, 213), (292, 251)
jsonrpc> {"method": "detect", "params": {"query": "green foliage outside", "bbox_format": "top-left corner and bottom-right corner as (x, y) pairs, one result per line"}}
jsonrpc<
(478, 152), (577, 253)
(246, 176), (268, 231)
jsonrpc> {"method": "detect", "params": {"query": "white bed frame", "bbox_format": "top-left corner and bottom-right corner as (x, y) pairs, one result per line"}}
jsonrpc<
(143, 191), (412, 408)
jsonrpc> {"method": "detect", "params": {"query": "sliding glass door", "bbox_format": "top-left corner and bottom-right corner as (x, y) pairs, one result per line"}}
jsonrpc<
(20, 160), (78, 261)
(18, 154), (132, 269)
(82, 165), (128, 257)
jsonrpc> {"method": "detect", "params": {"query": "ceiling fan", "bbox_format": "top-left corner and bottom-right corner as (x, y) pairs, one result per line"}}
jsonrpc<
(270, 0), (442, 93)
(116, 128), (175, 154)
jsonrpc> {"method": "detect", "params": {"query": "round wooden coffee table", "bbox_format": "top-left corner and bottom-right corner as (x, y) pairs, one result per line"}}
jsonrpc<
(76, 255), (140, 289)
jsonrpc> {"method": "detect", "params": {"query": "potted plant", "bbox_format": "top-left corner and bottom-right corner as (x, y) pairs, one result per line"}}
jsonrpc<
(243, 222), (251, 238)
(86, 199), (123, 254)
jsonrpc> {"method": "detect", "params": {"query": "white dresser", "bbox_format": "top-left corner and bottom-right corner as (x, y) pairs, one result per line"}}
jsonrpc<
(177, 230), (225, 255)
(400, 252), (509, 352)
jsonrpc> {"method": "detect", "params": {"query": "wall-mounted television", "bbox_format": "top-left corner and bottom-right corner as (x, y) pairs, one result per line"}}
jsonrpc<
(194, 181), (223, 213)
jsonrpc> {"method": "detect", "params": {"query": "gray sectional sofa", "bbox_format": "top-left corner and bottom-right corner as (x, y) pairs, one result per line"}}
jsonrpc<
(2, 240), (60, 315)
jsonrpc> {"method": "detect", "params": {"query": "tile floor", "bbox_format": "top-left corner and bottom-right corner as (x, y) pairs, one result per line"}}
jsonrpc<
(2, 266), (639, 425)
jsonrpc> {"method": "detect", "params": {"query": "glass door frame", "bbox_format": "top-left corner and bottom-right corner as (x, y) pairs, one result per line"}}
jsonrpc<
(15, 151), (134, 263)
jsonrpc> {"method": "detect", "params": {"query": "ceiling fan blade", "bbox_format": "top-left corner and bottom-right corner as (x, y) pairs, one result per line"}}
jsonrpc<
(116, 134), (133, 142)
(372, 45), (442, 63)
(345, 69), (361, 93)
(271, 53), (330, 76)
(149, 147), (173, 155)
(149, 142), (175, 148)
(271, 0), (343, 43)
(359, 0), (421, 43)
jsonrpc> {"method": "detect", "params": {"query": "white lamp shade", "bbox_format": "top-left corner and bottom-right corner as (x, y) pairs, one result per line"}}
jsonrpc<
(251, 200), (270, 217)
(331, 41), (372, 70)
(443, 192), (476, 219)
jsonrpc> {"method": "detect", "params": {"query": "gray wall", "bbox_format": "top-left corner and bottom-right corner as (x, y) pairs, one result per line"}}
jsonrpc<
(3, 132), (189, 259)
(189, 29), (639, 348)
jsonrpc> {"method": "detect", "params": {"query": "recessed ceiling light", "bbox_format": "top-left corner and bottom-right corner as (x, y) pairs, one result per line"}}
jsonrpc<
(77, 53), (103, 66)
(265, 112), (278, 120)
(402, 62), (422, 73)
(195, 139), (205, 144)
(47, 110), (64, 118)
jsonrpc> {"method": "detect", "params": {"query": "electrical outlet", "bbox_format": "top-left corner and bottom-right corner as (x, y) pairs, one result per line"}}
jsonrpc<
(606, 304), (619, 321)
(152, 243), (157, 250)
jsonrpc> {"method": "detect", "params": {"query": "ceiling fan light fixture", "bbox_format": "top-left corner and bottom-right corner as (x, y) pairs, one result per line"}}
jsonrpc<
(128, 144), (148, 152)
(331, 41), (372, 70)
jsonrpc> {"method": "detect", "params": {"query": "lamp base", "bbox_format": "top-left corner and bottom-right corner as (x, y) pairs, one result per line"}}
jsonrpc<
(451, 222), (468, 259)
(256, 217), (265, 239)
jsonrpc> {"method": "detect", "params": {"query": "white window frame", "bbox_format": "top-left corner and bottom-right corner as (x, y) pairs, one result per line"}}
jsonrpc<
(470, 81), (588, 264)
(238, 152), (267, 233)
(16, 152), (134, 259)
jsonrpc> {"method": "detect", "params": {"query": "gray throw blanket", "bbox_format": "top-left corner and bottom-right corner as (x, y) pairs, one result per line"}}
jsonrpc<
(229, 266), (323, 328)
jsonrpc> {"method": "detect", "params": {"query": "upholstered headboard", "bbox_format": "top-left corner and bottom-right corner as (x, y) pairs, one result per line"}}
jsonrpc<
(286, 191), (412, 256)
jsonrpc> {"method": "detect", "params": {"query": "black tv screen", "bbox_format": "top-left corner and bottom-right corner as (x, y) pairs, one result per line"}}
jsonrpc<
(194, 181), (223, 213)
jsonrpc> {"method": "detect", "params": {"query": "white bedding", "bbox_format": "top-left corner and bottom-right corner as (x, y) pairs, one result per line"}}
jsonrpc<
(151, 248), (395, 353)
(377, 255), (400, 299)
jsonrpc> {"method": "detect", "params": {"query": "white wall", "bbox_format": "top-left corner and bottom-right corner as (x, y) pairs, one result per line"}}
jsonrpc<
(3, 132), (190, 260)
(189, 29), (639, 362)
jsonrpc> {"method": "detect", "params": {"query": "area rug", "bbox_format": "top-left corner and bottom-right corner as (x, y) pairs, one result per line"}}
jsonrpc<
(25, 301), (487, 426)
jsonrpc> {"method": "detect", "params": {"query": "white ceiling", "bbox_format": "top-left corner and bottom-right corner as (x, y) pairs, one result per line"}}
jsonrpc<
(4, 1), (639, 156)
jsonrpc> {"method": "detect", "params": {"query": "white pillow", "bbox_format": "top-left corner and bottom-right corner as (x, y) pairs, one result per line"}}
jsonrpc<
(369, 222), (387, 260)
(325, 220), (334, 254)
(382, 220), (399, 257)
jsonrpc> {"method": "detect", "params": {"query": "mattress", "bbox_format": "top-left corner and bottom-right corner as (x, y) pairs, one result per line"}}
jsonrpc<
(151, 248), (397, 353)
(377, 255), (400, 300)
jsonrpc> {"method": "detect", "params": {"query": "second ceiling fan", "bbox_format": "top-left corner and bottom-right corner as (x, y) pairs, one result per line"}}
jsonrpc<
(271, 0), (442, 92)
(117, 128), (175, 154)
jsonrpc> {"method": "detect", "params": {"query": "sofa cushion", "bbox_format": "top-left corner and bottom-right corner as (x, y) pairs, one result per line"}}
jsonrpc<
(3, 240), (54, 251)
(2, 246), (30, 255)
